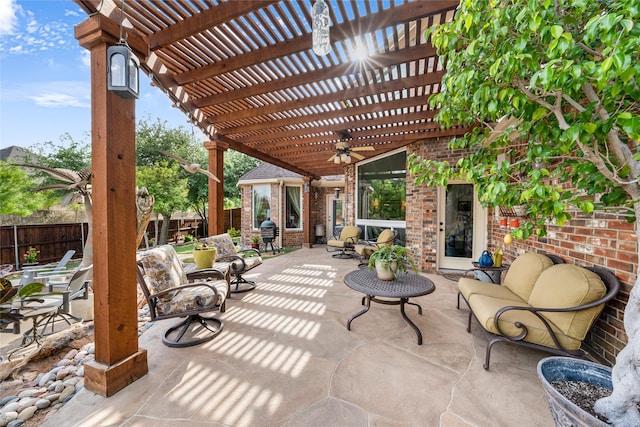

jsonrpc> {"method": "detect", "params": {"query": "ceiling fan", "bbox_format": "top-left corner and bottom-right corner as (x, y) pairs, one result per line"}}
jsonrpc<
(327, 132), (375, 164)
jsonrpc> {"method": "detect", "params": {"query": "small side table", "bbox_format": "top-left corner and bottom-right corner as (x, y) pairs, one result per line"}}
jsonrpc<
(465, 262), (509, 284)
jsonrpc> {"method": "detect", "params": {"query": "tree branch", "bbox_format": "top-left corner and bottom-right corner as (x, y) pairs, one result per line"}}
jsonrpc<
(577, 41), (603, 60)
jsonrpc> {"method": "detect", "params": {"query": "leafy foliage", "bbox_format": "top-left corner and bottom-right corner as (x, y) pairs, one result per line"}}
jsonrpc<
(223, 150), (261, 206)
(0, 161), (47, 215)
(137, 161), (188, 244)
(408, 0), (639, 239)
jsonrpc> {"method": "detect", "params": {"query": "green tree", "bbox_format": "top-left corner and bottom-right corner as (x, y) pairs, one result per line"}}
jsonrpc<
(136, 117), (206, 242)
(137, 161), (188, 245)
(408, 1), (639, 424)
(0, 161), (47, 215)
(27, 133), (91, 172)
(223, 151), (260, 206)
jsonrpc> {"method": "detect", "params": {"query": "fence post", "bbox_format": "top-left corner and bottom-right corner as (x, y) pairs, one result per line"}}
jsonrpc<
(13, 225), (19, 270)
(81, 222), (86, 253)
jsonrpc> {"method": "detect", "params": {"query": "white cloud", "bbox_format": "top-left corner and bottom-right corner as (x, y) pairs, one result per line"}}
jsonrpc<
(0, 0), (19, 36)
(64, 8), (81, 18)
(29, 92), (90, 108)
(80, 49), (90, 68)
(2, 80), (90, 108)
(25, 11), (37, 33)
(0, 3), (75, 56)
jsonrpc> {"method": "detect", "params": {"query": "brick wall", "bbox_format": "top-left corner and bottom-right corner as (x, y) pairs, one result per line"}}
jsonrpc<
(240, 182), (310, 249)
(344, 136), (635, 366)
(489, 212), (636, 365)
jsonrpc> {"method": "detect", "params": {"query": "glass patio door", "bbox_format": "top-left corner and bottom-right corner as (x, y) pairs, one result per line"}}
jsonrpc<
(437, 183), (487, 270)
(326, 196), (344, 238)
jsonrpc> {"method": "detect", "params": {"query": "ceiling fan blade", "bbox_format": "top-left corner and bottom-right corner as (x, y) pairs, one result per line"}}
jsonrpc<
(351, 146), (375, 151)
(351, 152), (365, 160)
(327, 154), (337, 162)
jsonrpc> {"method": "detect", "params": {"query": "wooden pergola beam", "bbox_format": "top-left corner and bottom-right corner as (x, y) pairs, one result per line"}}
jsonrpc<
(149, 1), (279, 50)
(174, 1), (457, 85)
(219, 95), (434, 136)
(194, 44), (435, 109)
(236, 111), (439, 145)
(75, 14), (148, 397)
(209, 71), (445, 124)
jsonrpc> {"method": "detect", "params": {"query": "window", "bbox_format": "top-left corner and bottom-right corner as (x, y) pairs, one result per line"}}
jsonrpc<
(357, 151), (406, 221)
(285, 186), (301, 229)
(356, 151), (407, 244)
(252, 185), (271, 229)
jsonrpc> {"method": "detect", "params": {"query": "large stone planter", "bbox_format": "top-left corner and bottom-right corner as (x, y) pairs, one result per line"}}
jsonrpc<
(537, 356), (612, 427)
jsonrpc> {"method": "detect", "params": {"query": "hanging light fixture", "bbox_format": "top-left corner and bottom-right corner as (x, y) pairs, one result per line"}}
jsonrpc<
(312, 0), (330, 56)
(107, 0), (140, 99)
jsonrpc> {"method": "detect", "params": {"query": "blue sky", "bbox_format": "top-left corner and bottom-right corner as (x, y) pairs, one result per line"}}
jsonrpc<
(0, 0), (200, 153)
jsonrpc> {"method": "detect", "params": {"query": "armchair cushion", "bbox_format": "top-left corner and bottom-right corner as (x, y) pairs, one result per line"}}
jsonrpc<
(200, 233), (238, 262)
(327, 226), (361, 248)
(355, 229), (395, 256)
(137, 245), (188, 299)
(155, 281), (228, 316)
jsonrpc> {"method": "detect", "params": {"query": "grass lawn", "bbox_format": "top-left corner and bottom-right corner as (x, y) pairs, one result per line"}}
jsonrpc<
(175, 242), (298, 263)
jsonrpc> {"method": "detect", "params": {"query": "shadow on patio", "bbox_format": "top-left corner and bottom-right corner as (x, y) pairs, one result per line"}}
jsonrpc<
(43, 246), (554, 426)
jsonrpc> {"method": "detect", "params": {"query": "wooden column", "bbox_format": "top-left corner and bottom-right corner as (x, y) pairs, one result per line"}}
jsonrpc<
(303, 177), (313, 248)
(75, 16), (148, 397)
(204, 140), (228, 236)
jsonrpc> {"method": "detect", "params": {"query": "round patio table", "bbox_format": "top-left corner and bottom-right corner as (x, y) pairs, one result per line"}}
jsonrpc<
(343, 269), (435, 344)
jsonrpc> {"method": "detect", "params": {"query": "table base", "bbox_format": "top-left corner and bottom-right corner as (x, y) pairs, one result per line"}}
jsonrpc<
(347, 295), (424, 345)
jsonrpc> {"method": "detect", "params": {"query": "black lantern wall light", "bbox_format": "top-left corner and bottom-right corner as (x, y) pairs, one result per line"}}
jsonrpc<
(107, 0), (140, 99)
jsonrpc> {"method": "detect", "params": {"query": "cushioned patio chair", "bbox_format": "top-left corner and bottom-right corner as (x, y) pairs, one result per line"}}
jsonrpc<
(354, 229), (397, 267)
(200, 233), (263, 293)
(136, 245), (228, 347)
(326, 225), (362, 259)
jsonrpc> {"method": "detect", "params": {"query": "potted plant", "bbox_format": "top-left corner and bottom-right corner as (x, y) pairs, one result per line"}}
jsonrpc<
(192, 242), (217, 269)
(251, 235), (260, 250)
(23, 246), (39, 266)
(368, 244), (417, 280)
(537, 357), (613, 427)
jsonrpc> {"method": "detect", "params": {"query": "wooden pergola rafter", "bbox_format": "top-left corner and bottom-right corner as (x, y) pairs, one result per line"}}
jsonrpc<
(72, 0), (466, 397)
(76, 0), (463, 179)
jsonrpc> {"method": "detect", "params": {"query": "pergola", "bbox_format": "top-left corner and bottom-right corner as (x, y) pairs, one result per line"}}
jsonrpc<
(71, 0), (464, 396)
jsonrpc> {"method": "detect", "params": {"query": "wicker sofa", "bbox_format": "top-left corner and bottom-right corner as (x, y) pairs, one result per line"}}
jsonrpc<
(458, 252), (620, 369)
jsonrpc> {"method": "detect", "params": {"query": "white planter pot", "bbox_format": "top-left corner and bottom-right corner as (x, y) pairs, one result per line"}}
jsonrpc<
(375, 260), (397, 281)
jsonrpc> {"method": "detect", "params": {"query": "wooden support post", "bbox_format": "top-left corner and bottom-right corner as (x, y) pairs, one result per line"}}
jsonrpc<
(204, 140), (228, 236)
(303, 177), (313, 248)
(75, 15), (148, 397)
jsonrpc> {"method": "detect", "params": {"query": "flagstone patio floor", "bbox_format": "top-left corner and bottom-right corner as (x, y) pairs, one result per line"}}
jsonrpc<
(42, 246), (555, 426)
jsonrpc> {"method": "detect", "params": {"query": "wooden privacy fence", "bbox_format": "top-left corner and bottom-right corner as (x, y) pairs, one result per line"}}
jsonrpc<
(1, 223), (88, 270)
(1, 208), (241, 270)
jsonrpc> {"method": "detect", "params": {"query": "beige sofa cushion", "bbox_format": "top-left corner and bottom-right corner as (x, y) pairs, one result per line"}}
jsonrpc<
(458, 277), (526, 303)
(527, 264), (606, 340)
(502, 252), (555, 301)
(468, 294), (581, 351)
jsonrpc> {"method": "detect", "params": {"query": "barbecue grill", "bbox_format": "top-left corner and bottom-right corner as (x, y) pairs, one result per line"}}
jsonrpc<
(259, 218), (279, 255)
